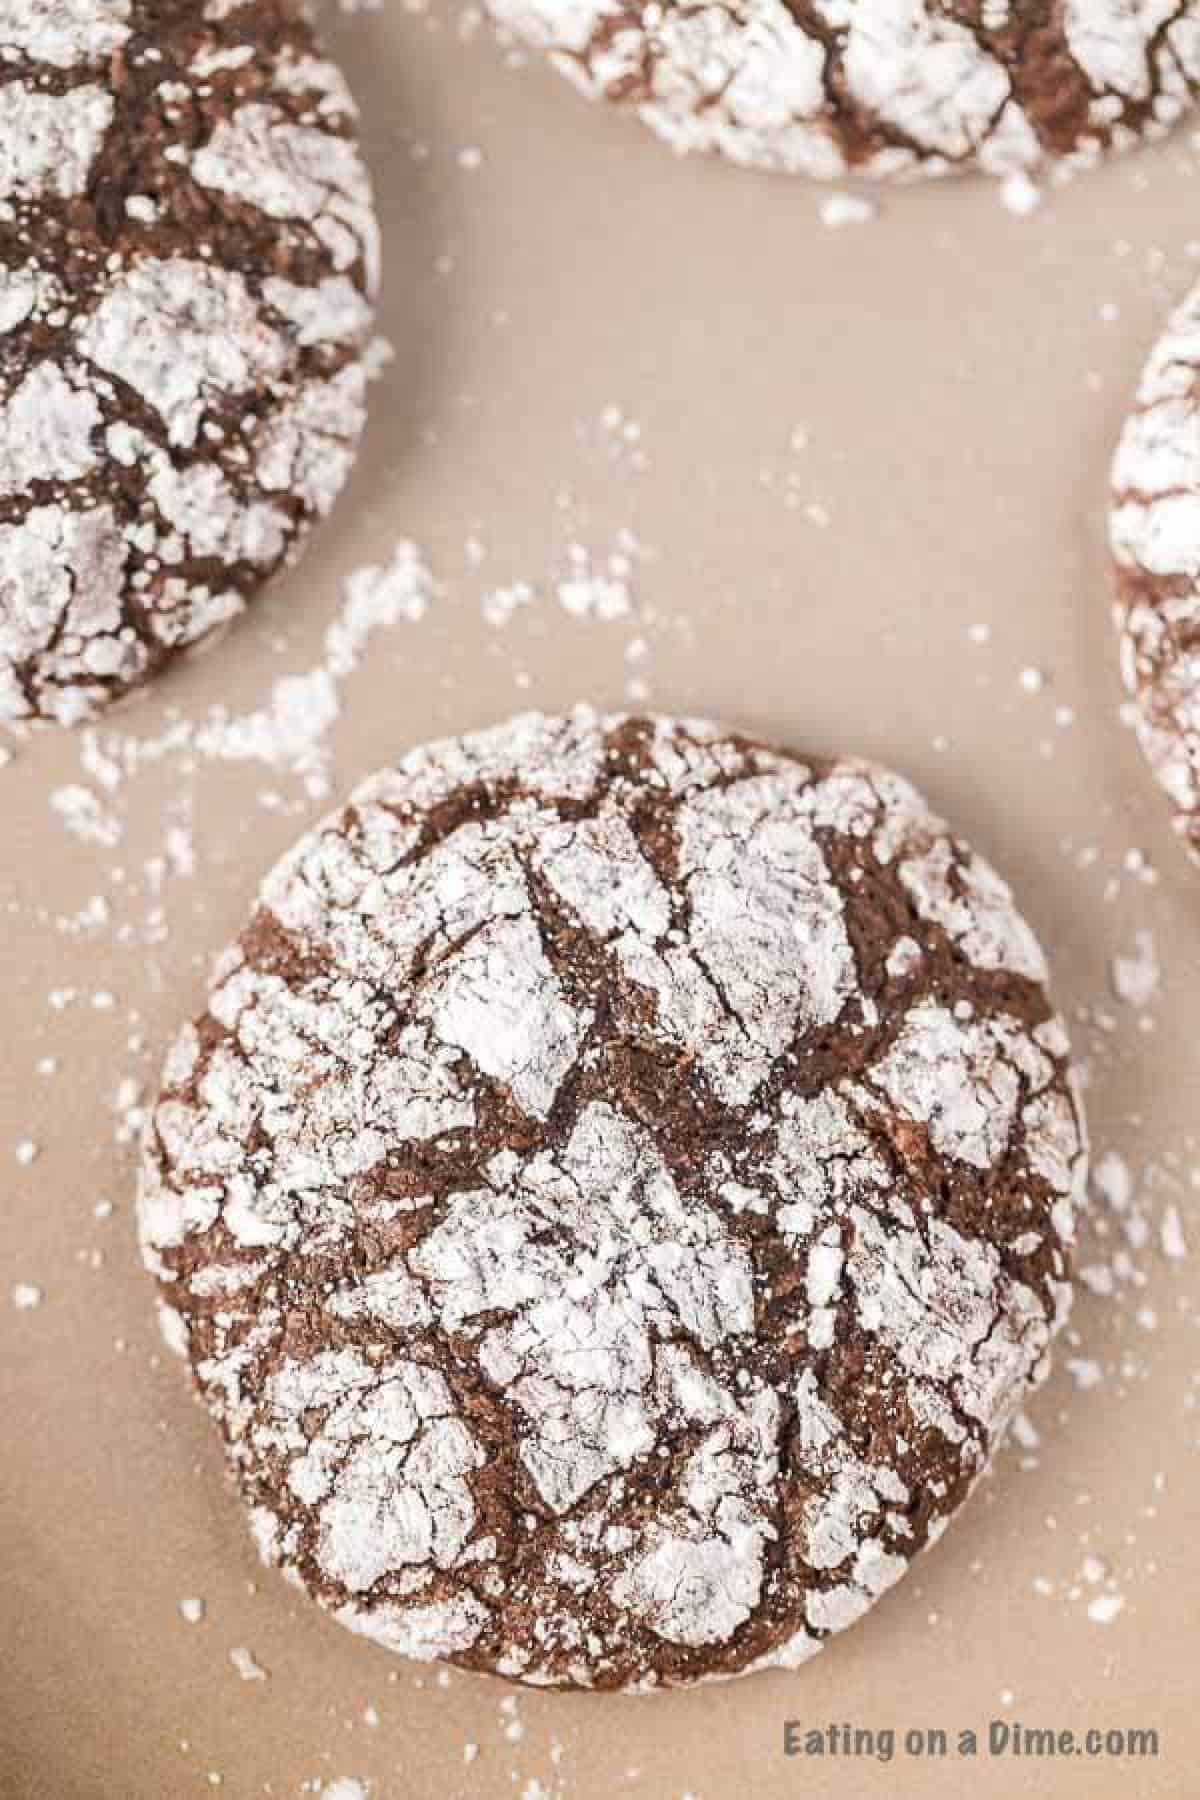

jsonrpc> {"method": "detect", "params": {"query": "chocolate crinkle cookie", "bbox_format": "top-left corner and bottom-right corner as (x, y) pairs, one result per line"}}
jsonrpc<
(486, 1), (1200, 181)
(0, 0), (379, 725)
(139, 710), (1087, 1690)
(1111, 278), (1200, 863)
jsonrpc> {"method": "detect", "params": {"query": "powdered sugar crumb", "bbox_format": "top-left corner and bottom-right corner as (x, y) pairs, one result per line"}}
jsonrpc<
(1001, 171), (1042, 216)
(1160, 1205), (1187, 1261)
(819, 192), (875, 228)
(1086, 1591), (1125, 1625)
(229, 1645), (268, 1682)
(1110, 930), (1160, 1009)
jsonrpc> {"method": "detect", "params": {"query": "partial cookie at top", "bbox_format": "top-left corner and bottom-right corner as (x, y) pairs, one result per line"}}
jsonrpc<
(1111, 279), (1200, 862)
(139, 710), (1087, 1690)
(0, 0), (379, 726)
(486, 1), (1200, 181)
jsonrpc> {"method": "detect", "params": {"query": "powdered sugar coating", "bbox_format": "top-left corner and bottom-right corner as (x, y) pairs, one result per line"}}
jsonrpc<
(0, 0), (378, 724)
(487, 0), (1200, 180)
(0, 2), (132, 69)
(0, 83), (115, 199)
(139, 710), (1086, 1689)
(1111, 278), (1200, 861)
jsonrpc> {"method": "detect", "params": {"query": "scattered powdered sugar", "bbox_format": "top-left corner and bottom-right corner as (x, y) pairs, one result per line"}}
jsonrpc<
(191, 542), (436, 797)
(476, 528), (654, 697)
(1091, 1148), (1133, 1214)
(1110, 929), (1161, 1008)
(1001, 170), (1042, 216)
(40, 540), (435, 842)
(819, 192), (875, 228)
(481, 580), (535, 628)
(1086, 1591), (1126, 1625)
(1016, 1059), (1200, 1646)
(554, 532), (644, 622)
(11, 1282), (44, 1310)
(556, 556), (632, 620)
(595, 403), (648, 471)
(49, 786), (122, 848)
(228, 1645), (267, 1681)
(1160, 1204), (1188, 1261)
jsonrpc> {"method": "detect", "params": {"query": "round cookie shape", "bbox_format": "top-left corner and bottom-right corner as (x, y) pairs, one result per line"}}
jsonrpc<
(139, 710), (1087, 1690)
(1111, 279), (1200, 863)
(0, 0), (379, 725)
(486, 1), (1200, 182)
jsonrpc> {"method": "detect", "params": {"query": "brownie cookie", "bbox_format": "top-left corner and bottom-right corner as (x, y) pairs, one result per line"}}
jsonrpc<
(486, 1), (1200, 181)
(1111, 279), (1200, 862)
(139, 710), (1087, 1689)
(0, 1), (379, 725)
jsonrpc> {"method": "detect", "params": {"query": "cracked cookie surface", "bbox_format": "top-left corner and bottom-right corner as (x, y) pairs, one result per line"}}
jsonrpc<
(139, 709), (1087, 1689)
(486, 1), (1200, 181)
(0, 0), (378, 725)
(1111, 278), (1200, 863)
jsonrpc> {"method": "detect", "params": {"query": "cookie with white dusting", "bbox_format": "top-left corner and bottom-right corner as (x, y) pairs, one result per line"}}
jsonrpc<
(0, 0), (379, 725)
(486, 1), (1200, 181)
(1111, 279), (1200, 863)
(139, 709), (1087, 1689)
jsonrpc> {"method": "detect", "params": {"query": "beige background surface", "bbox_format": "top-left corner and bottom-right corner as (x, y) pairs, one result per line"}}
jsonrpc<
(3, 7), (1200, 1798)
